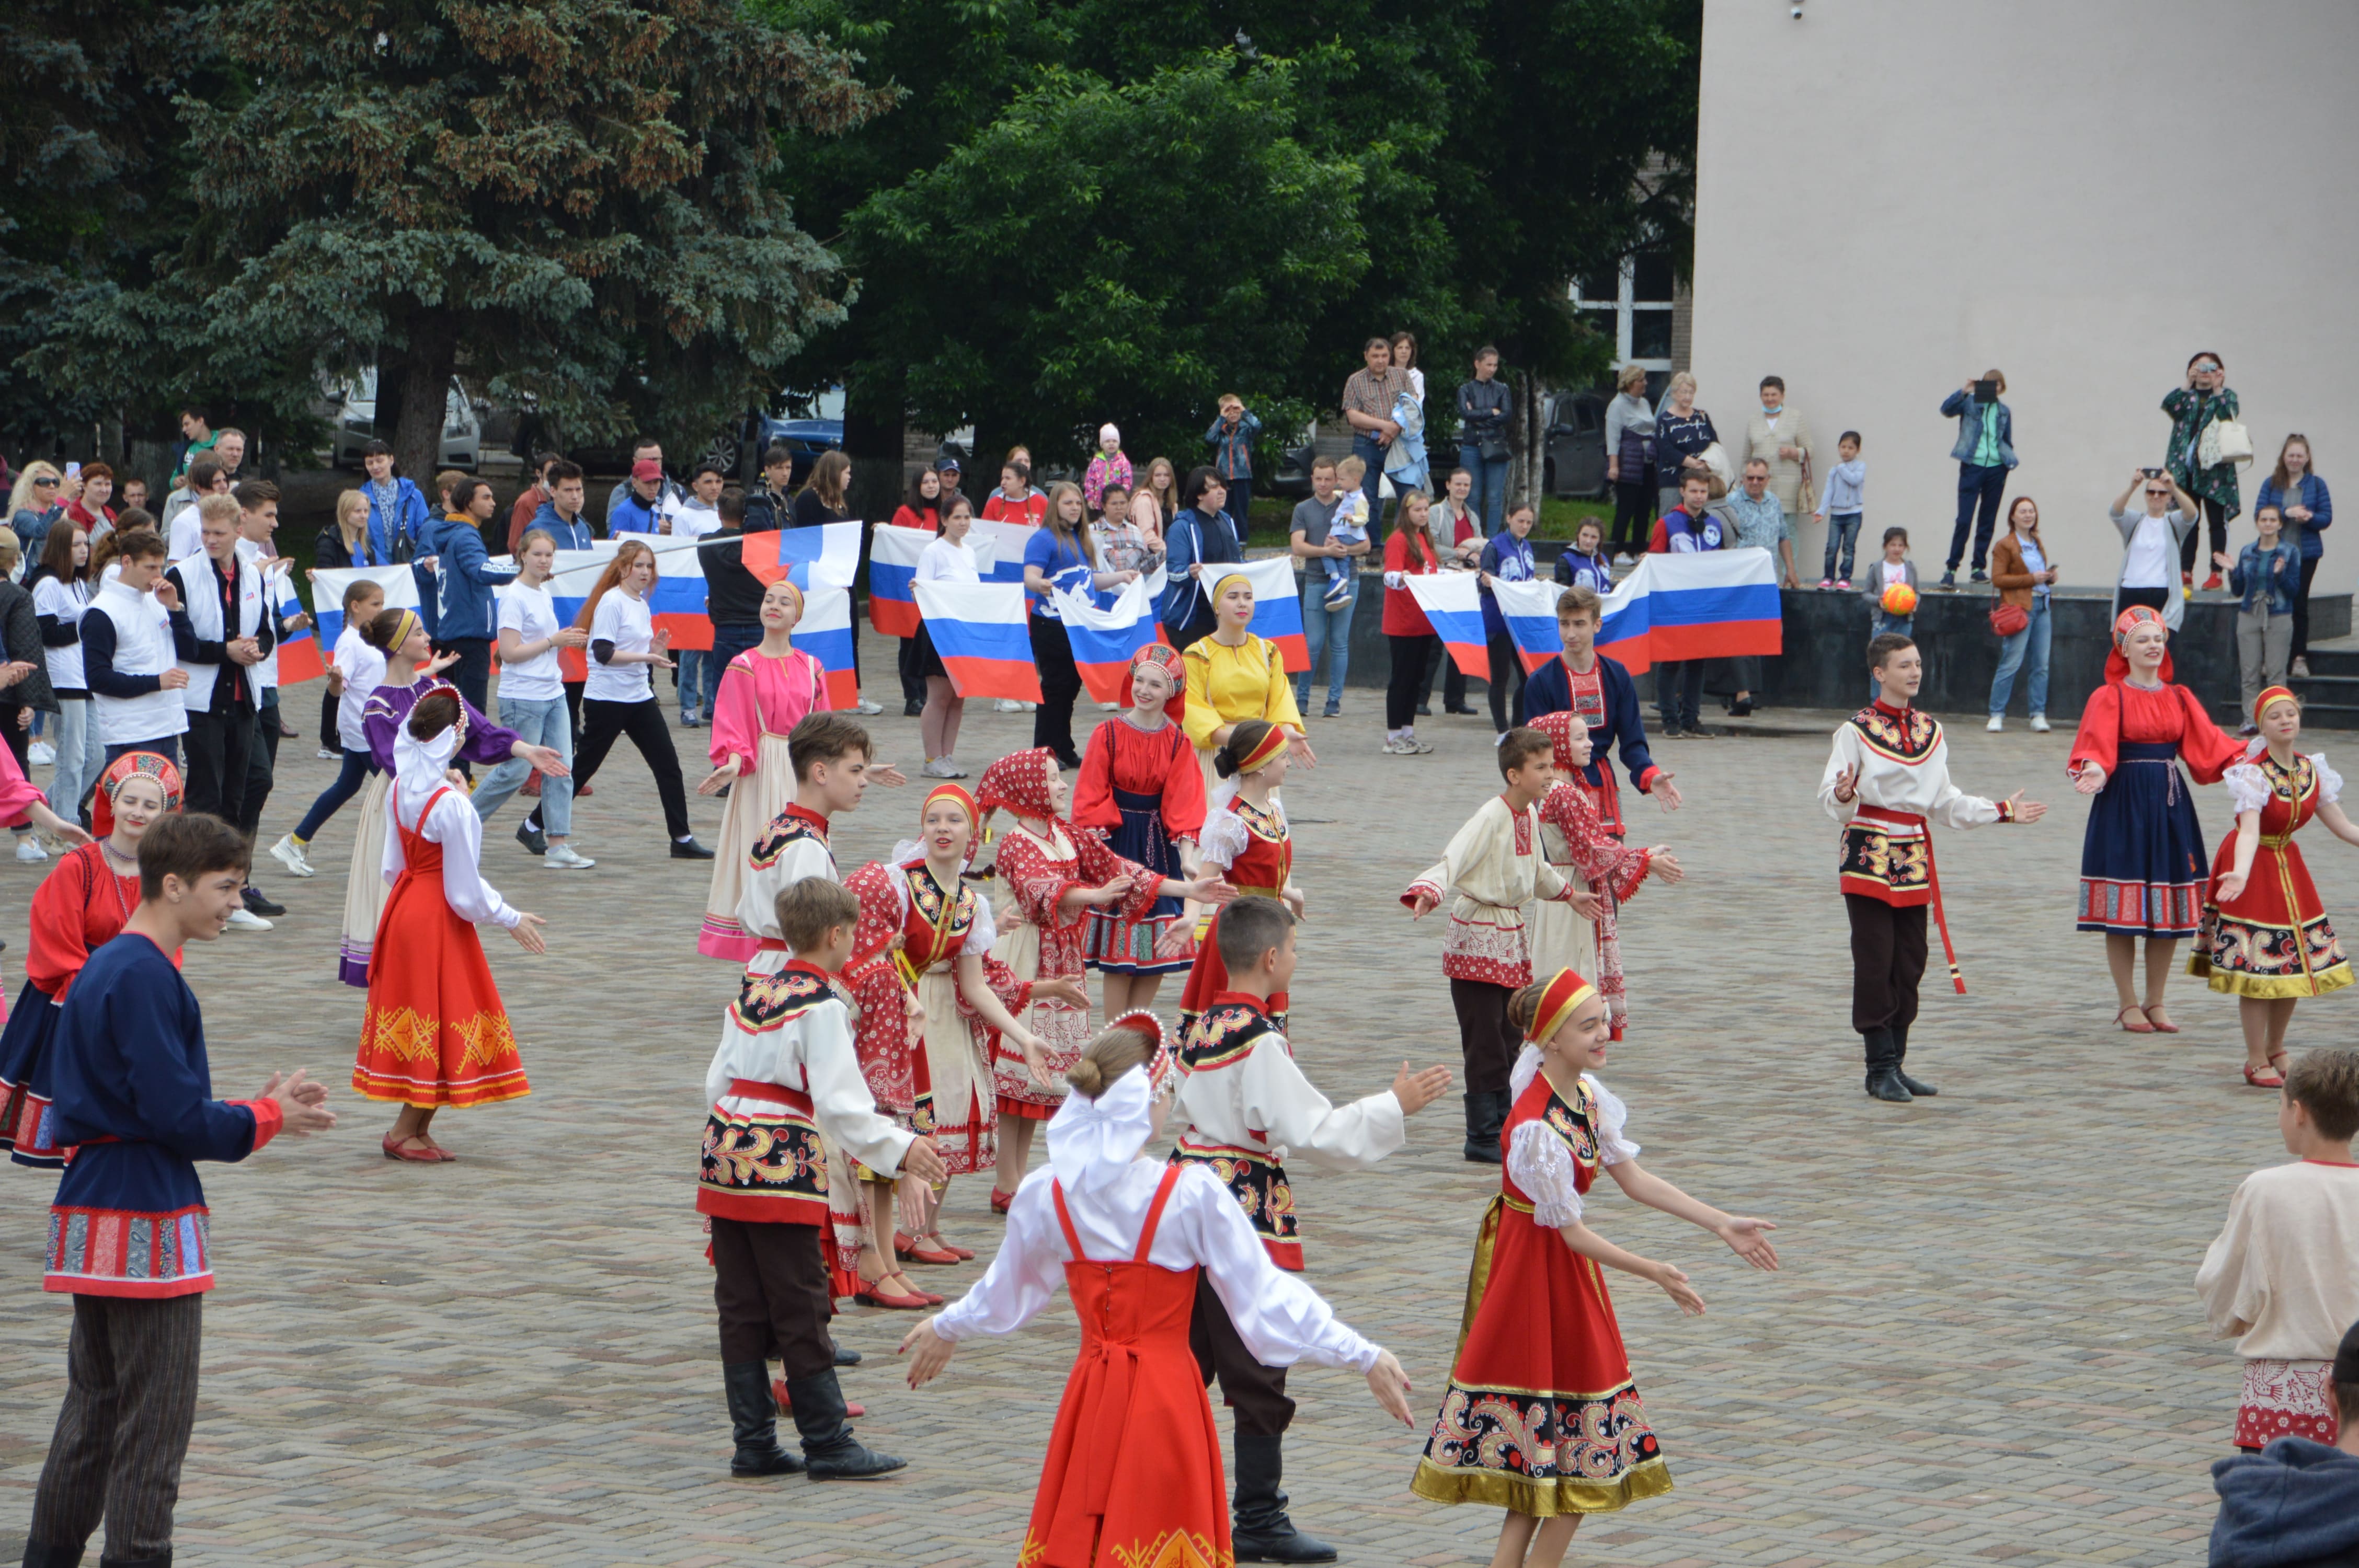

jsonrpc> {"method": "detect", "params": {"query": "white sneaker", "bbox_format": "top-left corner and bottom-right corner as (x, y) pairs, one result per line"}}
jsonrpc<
(854, 699), (885, 716)
(2030, 715), (2052, 733)
(921, 758), (963, 779)
(543, 844), (596, 870)
(995, 698), (1025, 713)
(225, 908), (272, 931)
(1986, 716), (2003, 732)
(315, 746), (340, 761)
(1612, 552), (1634, 568)
(1381, 736), (1413, 755)
(28, 742), (55, 767)
(269, 834), (317, 878)
(16, 836), (46, 862)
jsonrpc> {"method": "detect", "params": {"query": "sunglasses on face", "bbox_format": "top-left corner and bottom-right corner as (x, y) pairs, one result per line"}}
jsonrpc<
(2146, 489), (2171, 498)
(33, 476), (58, 487)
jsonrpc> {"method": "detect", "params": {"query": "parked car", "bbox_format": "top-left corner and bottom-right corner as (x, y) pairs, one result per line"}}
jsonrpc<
(1543, 390), (1608, 499)
(323, 369), (483, 470)
(723, 387), (845, 485)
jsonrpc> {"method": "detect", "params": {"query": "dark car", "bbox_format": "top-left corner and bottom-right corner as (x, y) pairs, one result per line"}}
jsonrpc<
(725, 406), (842, 487)
(1263, 436), (1325, 500)
(1543, 391), (1609, 499)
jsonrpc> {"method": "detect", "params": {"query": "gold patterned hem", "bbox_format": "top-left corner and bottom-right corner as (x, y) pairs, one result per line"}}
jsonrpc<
(1408, 1455), (1672, 1517)
(2196, 961), (2356, 1000)
(349, 1068), (531, 1110)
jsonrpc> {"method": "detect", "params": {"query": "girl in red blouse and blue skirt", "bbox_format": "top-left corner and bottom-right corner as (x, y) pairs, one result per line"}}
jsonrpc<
(1072, 644), (1209, 1020)
(2190, 686), (2359, 1087)
(2070, 606), (2245, 1034)
(1412, 969), (1781, 1568)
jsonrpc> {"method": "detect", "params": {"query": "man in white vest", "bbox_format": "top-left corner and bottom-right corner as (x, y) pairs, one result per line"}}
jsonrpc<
(79, 523), (190, 768)
(167, 495), (272, 929)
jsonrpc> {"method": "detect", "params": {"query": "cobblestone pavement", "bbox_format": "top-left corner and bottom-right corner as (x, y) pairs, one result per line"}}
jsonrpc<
(1, 662), (2328, 1566)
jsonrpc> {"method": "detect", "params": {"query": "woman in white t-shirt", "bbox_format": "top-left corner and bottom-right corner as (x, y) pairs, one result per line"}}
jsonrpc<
(468, 529), (594, 868)
(2110, 469), (2200, 632)
(566, 538), (707, 856)
(30, 524), (101, 829)
(915, 492), (983, 778)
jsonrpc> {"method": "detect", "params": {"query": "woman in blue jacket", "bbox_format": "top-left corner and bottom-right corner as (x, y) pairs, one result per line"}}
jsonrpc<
(2257, 435), (2333, 676)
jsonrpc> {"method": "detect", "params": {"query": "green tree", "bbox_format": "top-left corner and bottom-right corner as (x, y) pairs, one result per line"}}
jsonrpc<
(50, 0), (887, 482)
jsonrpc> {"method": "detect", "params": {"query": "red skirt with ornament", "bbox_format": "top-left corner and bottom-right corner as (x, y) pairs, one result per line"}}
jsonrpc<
(352, 855), (529, 1109)
(2236, 1357), (2336, 1449)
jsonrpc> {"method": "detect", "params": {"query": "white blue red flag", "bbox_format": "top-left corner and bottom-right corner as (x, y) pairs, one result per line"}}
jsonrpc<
(910, 579), (1041, 702)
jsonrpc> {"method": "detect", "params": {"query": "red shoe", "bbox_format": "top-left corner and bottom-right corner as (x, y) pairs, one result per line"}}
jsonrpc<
(933, 1237), (976, 1261)
(853, 1275), (933, 1310)
(577, 782), (594, 798)
(382, 1132), (443, 1163)
(989, 1187), (1016, 1215)
(2202, 572), (2225, 592)
(774, 1377), (863, 1419)
(2243, 1062), (2286, 1089)
(892, 1229), (918, 1259)
(902, 1236), (960, 1266)
(522, 770), (543, 798)
(2114, 1006), (2154, 1034)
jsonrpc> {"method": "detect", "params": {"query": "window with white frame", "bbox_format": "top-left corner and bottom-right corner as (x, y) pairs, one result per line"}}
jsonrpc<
(1571, 250), (1676, 400)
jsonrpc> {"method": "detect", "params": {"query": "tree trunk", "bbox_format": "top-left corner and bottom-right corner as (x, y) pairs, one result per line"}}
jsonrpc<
(1510, 370), (1549, 511)
(841, 387), (905, 527)
(389, 313), (457, 487)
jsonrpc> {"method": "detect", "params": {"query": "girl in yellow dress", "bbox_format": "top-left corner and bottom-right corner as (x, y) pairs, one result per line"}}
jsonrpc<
(1181, 570), (1316, 795)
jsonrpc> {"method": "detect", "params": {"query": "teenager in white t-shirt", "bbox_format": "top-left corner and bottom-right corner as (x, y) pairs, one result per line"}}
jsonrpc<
(914, 493), (982, 776)
(470, 529), (594, 869)
(564, 539), (708, 857)
(272, 578), (388, 878)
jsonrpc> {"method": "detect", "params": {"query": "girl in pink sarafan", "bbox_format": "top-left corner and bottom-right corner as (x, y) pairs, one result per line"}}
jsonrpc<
(2196, 1047), (2359, 1450)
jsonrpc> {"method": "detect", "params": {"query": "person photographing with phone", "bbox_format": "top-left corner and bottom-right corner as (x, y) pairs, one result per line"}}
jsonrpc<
(2112, 469), (2201, 632)
(1939, 370), (2017, 587)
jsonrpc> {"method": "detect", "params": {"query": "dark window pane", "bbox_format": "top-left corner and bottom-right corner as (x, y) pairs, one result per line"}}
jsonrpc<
(1579, 308), (1619, 342)
(1632, 252), (1676, 302)
(1575, 268), (1620, 304)
(1631, 309), (1673, 360)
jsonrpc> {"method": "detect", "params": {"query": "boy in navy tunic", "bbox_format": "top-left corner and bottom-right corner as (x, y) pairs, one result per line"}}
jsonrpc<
(23, 812), (335, 1568)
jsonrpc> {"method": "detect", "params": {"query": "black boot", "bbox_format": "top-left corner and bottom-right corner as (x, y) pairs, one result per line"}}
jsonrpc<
(724, 1359), (804, 1477)
(832, 1339), (862, 1367)
(785, 1368), (906, 1480)
(96, 1552), (171, 1567)
(1861, 1028), (1912, 1103)
(1460, 1089), (1506, 1164)
(1231, 1433), (1337, 1563)
(21, 1544), (86, 1568)
(1891, 1021), (1938, 1097)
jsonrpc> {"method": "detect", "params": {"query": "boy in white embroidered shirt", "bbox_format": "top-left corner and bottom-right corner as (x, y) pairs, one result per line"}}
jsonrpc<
(698, 875), (947, 1481)
(1404, 727), (1599, 1162)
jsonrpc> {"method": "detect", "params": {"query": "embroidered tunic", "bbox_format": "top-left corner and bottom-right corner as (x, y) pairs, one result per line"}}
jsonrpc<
(736, 804), (837, 978)
(1176, 792), (1295, 1036)
(2196, 1158), (2359, 1448)
(2, 843), (152, 1167)
(1401, 794), (1578, 988)
(2192, 752), (2354, 999)
(1412, 1068), (1669, 1516)
(1819, 700), (2009, 906)
(1072, 714), (1205, 974)
(43, 934), (283, 1297)
(1167, 993), (1404, 1270)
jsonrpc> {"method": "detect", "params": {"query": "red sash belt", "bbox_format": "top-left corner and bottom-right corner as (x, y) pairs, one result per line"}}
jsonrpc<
(756, 938), (789, 953)
(1857, 808), (1965, 995)
(724, 1079), (814, 1113)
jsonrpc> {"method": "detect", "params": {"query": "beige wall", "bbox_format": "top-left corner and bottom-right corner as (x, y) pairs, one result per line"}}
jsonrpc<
(1691, 0), (2359, 590)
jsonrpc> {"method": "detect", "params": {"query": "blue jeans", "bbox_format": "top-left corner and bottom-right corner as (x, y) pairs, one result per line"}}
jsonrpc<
(1988, 596), (2051, 718)
(1296, 576), (1357, 712)
(294, 747), (375, 841)
(1869, 614), (1914, 701)
(1460, 446), (1509, 536)
(51, 699), (104, 831)
(1949, 464), (2008, 572)
(709, 622), (760, 685)
(475, 693), (574, 837)
(1821, 512), (1862, 580)
(677, 648), (712, 718)
(1352, 434), (1387, 523)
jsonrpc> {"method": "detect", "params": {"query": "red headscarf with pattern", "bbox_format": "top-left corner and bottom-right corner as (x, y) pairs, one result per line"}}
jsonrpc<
(1119, 642), (1185, 721)
(1532, 710), (1591, 774)
(93, 750), (184, 839)
(976, 746), (1061, 828)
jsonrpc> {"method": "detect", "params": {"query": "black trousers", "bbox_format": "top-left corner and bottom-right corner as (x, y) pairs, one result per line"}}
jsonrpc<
(1449, 977), (1519, 1096)
(236, 695), (281, 843)
(1611, 478), (1654, 552)
(1484, 630), (1527, 735)
(1190, 1273), (1293, 1437)
(897, 635), (926, 706)
(1387, 632), (1436, 729)
(26, 1293), (203, 1564)
(1845, 892), (1928, 1034)
(446, 636), (494, 718)
(1419, 636), (1468, 710)
(709, 1218), (834, 1378)
(183, 701), (255, 824)
(1028, 615), (1084, 768)
(572, 697), (691, 840)
(2293, 555), (2323, 660)
(318, 687), (339, 749)
(2178, 496), (2231, 575)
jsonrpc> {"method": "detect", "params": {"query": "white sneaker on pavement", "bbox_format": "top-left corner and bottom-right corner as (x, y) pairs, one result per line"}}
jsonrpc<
(28, 742), (55, 767)
(995, 698), (1024, 713)
(2030, 715), (2052, 733)
(921, 758), (962, 779)
(543, 844), (596, 870)
(1986, 716), (2003, 732)
(854, 699), (885, 716)
(225, 908), (272, 931)
(16, 836), (46, 862)
(269, 834), (317, 878)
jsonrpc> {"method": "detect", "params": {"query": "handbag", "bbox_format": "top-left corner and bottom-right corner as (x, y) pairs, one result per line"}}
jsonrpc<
(2198, 417), (2254, 469)
(1989, 601), (2028, 638)
(1476, 434), (1509, 464)
(1698, 441), (1734, 488)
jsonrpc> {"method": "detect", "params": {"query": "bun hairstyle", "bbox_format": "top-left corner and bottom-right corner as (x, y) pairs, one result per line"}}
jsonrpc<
(365, 606), (414, 652)
(408, 688), (462, 740)
(1066, 1021), (1160, 1099)
(1215, 718), (1276, 780)
(1506, 981), (1547, 1039)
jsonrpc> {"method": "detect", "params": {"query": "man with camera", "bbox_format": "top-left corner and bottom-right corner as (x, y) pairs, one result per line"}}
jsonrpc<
(1939, 370), (2017, 589)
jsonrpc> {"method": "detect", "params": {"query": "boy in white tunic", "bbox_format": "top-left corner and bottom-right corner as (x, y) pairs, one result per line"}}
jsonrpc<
(1169, 896), (1449, 1562)
(698, 875), (947, 1480)
(736, 713), (877, 977)
(1819, 633), (2045, 1103)
(1403, 728), (1599, 1162)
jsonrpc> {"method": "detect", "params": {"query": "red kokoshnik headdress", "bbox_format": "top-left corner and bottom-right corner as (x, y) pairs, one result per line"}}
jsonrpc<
(1119, 643), (1185, 721)
(93, 750), (184, 839)
(2105, 604), (2176, 685)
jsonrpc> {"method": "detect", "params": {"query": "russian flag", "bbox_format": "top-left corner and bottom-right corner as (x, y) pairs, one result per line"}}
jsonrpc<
(795, 586), (860, 710)
(268, 566), (326, 684)
(309, 564), (422, 651)
(1494, 577), (1570, 674)
(1403, 573), (1492, 679)
(1594, 548), (1782, 675)
(911, 580), (1040, 702)
(971, 519), (1037, 586)
(738, 522), (862, 590)
(1053, 577), (1160, 703)
(1234, 556), (1308, 673)
(869, 524), (994, 638)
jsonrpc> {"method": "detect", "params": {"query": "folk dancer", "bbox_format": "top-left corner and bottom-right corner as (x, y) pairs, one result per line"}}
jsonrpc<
(1527, 711), (1678, 1039)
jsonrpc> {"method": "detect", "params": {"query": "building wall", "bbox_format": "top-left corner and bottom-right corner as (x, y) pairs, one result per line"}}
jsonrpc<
(1691, 0), (2359, 592)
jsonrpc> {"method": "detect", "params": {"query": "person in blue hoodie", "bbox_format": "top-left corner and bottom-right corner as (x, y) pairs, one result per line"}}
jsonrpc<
(2211, 1317), (2359, 1567)
(358, 440), (437, 637)
(529, 460), (598, 551)
(437, 478), (520, 725)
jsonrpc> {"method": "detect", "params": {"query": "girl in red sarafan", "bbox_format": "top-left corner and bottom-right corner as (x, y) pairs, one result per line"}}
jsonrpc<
(2191, 687), (2359, 1088)
(978, 747), (1227, 1210)
(1527, 712), (1678, 1041)
(1412, 968), (1780, 1568)
(2069, 606), (2245, 1035)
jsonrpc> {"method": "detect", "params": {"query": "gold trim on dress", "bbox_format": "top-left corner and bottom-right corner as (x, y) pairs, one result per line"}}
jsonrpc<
(1408, 1454), (1674, 1516)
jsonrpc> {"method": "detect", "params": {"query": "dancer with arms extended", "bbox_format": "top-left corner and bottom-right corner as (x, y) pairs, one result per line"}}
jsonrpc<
(2070, 605), (2241, 1034)
(1171, 896), (1451, 1562)
(1823, 632), (2045, 1102)
(1411, 968), (1779, 1567)
(1527, 711), (1677, 1038)
(900, 1014), (1415, 1568)
(1175, 719), (1300, 1045)
(2190, 689), (2358, 1087)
